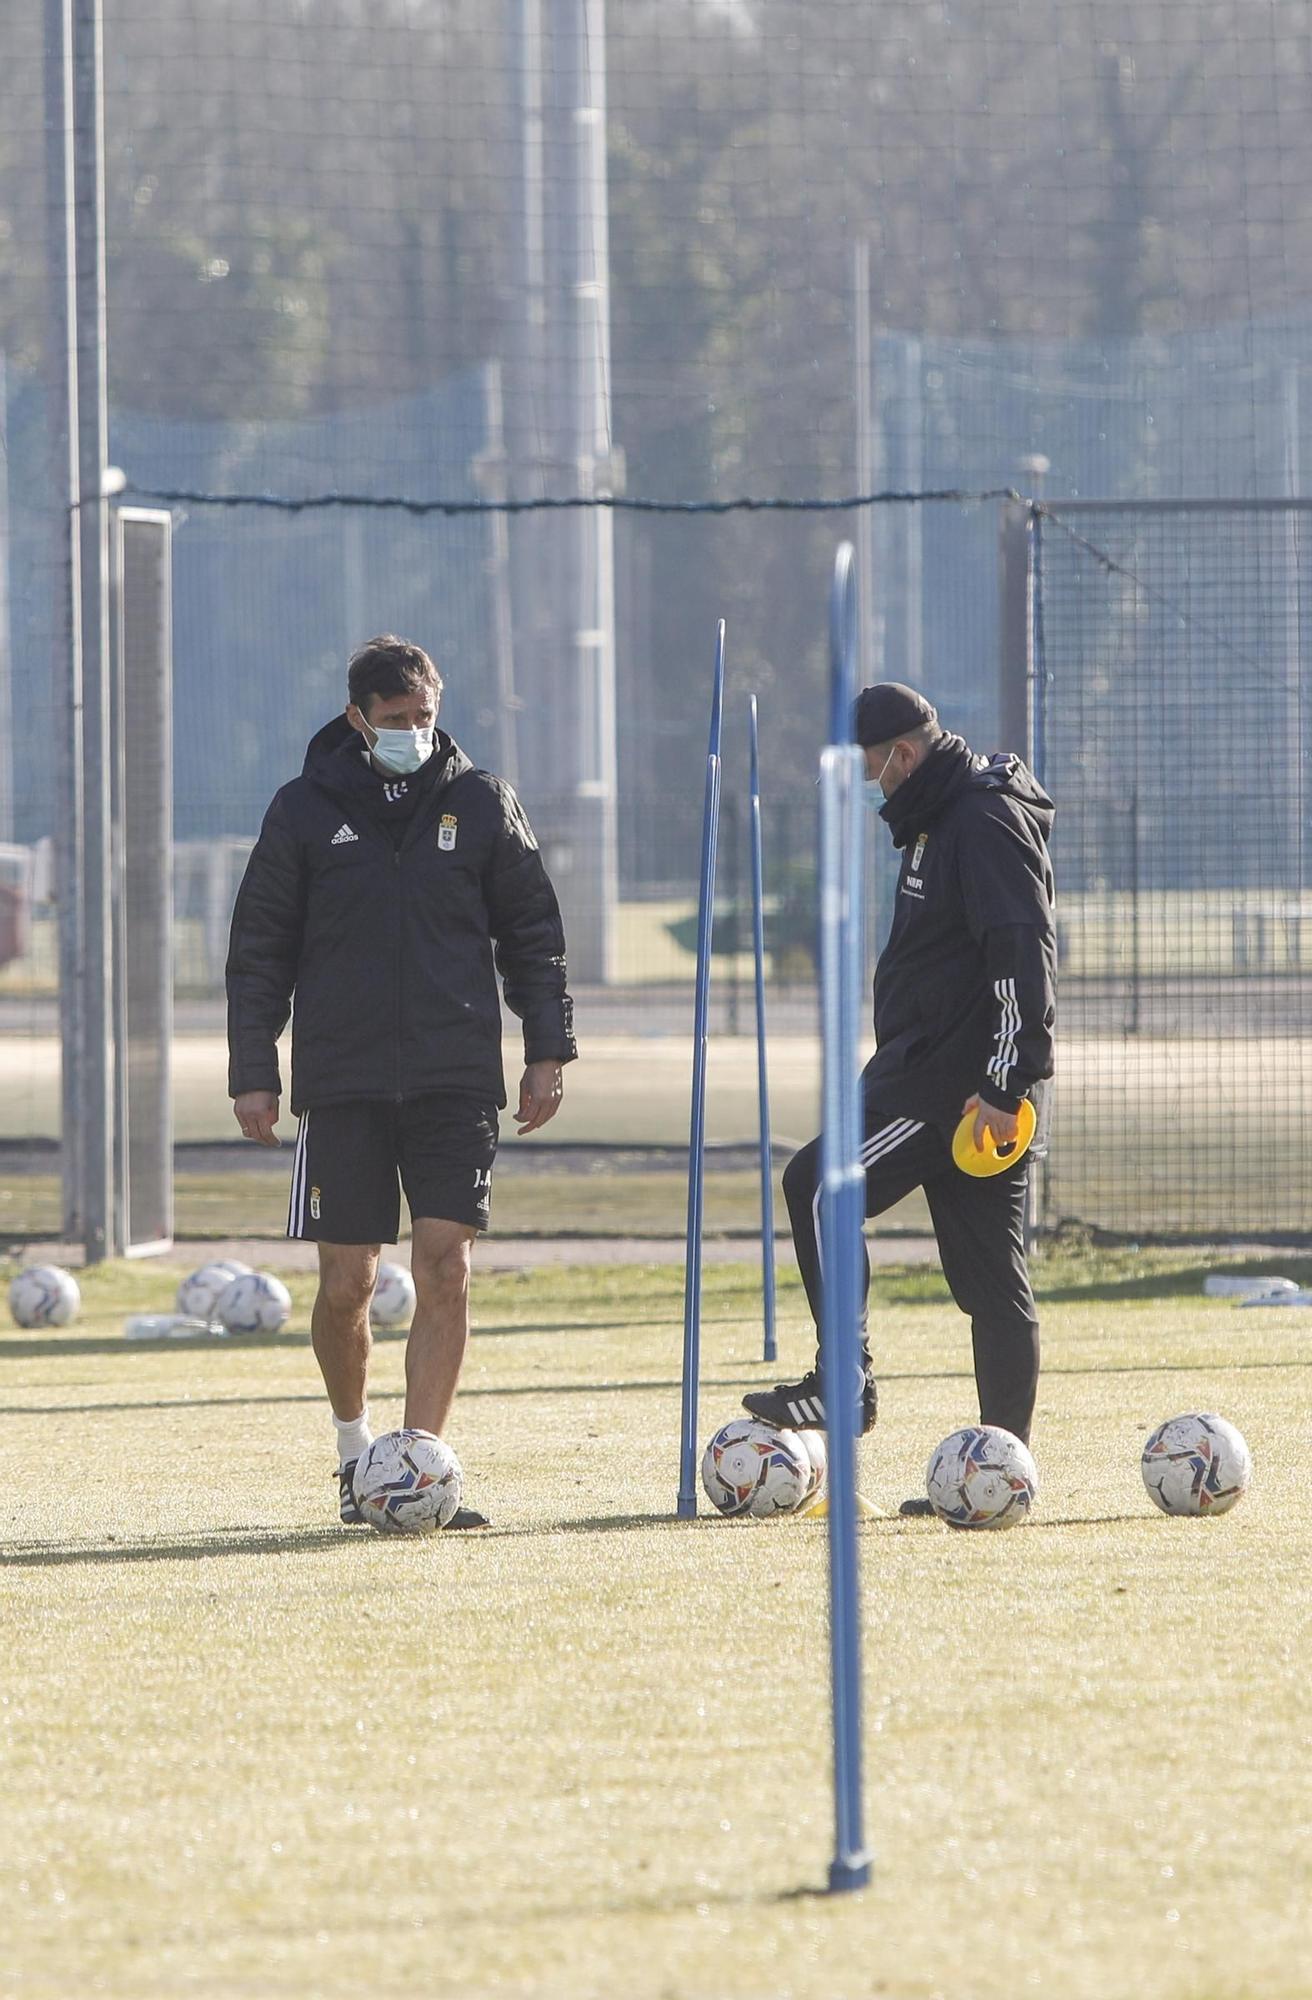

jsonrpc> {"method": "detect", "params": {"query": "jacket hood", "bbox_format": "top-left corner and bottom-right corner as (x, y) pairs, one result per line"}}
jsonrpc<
(301, 714), (472, 792)
(967, 751), (1055, 841)
(881, 733), (1054, 848)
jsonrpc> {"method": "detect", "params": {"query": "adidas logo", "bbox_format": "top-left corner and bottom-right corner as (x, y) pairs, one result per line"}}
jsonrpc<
(330, 823), (359, 845)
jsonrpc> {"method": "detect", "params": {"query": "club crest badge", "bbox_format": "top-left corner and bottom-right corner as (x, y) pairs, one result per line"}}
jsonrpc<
(438, 813), (458, 852)
(912, 833), (928, 871)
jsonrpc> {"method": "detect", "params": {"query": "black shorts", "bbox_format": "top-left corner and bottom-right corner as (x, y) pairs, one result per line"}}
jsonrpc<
(286, 1094), (499, 1243)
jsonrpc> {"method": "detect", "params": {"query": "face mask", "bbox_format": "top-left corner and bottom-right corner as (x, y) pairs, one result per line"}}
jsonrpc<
(864, 744), (897, 808)
(365, 722), (434, 775)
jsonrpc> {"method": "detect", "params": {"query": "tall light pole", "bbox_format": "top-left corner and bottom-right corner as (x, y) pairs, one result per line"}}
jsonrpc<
(557, 0), (619, 981)
(1282, 365), (1303, 896)
(72, 0), (115, 1260)
(852, 239), (875, 689)
(44, 0), (86, 1241)
(0, 356), (13, 848)
(509, 0), (619, 983)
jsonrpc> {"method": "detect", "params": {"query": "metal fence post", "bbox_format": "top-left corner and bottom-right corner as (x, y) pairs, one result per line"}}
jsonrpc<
(819, 544), (871, 1894)
(678, 619), (726, 1518)
(748, 696), (777, 1363)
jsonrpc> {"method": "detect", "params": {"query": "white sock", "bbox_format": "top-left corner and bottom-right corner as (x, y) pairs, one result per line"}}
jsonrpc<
(333, 1407), (373, 1469)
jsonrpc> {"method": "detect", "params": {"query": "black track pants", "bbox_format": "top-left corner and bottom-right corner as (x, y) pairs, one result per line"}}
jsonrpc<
(780, 1095), (1041, 1444)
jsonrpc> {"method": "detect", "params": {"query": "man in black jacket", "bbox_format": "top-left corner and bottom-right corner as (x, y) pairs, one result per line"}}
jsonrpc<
(227, 634), (577, 1527)
(744, 683), (1055, 1508)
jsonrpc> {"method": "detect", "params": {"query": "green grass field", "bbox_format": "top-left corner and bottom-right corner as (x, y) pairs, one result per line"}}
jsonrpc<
(2, 1249), (1310, 1999)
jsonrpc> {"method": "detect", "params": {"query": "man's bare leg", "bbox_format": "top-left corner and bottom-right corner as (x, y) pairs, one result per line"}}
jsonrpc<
(405, 1217), (475, 1434)
(312, 1242), (379, 1430)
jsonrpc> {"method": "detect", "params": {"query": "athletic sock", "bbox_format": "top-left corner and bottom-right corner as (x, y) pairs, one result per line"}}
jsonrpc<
(333, 1407), (373, 1469)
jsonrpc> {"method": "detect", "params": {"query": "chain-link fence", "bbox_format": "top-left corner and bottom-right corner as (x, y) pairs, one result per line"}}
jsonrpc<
(1036, 500), (1312, 1238)
(5, 3), (1312, 1246)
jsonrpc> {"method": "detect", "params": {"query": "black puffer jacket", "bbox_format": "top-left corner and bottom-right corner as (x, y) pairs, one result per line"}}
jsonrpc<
(869, 733), (1055, 1135)
(227, 718), (576, 1113)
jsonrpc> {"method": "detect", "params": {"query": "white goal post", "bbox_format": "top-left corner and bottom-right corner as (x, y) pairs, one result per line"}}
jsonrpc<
(110, 506), (173, 1255)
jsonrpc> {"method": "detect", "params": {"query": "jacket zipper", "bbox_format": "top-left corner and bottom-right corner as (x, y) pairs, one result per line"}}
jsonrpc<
(394, 775), (450, 1103)
(393, 845), (404, 1101)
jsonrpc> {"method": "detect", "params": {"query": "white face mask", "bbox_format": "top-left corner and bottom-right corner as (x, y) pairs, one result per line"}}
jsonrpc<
(365, 721), (435, 776)
(864, 744), (897, 807)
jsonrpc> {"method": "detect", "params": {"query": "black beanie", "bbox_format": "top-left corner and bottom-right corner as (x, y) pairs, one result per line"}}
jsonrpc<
(852, 682), (937, 748)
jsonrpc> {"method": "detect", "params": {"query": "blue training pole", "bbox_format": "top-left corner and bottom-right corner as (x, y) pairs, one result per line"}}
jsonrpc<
(678, 619), (726, 1518)
(748, 695), (778, 1363)
(818, 544), (872, 1892)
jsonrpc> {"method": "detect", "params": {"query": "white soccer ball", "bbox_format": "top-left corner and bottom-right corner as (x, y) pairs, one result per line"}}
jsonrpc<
(798, 1429), (828, 1505)
(1141, 1412), (1252, 1516)
(176, 1260), (250, 1322)
(213, 1270), (292, 1335)
(370, 1261), (417, 1329)
(926, 1424), (1039, 1529)
(700, 1418), (813, 1518)
(352, 1428), (463, 1534)
(8, 1264), (81, 1328)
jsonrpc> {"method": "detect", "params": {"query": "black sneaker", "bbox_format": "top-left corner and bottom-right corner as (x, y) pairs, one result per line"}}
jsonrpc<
(898, 1495), (936, 1518)
(337, 1461), (366, 1525)
(444, 1505), (491, 1530)
(742, 1365), (878, 1436)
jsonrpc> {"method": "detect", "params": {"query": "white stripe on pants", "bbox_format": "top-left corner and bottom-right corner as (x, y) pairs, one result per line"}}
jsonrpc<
(286, 1111), (311, 1237)
(812, 1115), (925, 1278)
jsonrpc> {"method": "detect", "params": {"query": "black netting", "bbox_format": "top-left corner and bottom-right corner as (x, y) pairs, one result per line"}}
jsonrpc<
(1037, 502), (1312, 1238)
(4, 3), (1312, 1240)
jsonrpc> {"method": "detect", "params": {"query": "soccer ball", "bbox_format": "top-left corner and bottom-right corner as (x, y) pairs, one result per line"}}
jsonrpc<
(176, 1260), (252, 1322)
(1141, 1413), (1252, 1516)
(700, 1419), (813, 1518)
(370, 1261), (417, 1329)
(9, 1264), (81, 1328)
(798, 1429), (828, 1506)
(213, 1271), (292, 1335)
(926, 1424), (1039, 1529)
(352, 1428), (463, 1534)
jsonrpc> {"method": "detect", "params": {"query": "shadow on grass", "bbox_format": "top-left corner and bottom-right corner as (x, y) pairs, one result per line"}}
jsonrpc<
(1029, 1512), (1158, 1529)
(0, 1523), (355, 1568)
(895, 1511), (1158, 1532)
(0, 1331), (310, 1362)
(875, 1253), (1312, 1307)
(0, 1317), (687, 1364)
(1, 1509), (711, 1567)
(12, 1391), (329, 1416)
(1034, 1356), (1312, 1378)
(470, 1359), (1312, 1392)
(0, 1503), (1173, 1569)
(485, 1510), (715, 1541)
(525, 1883), (784, 1924)
(1033, 1257), (1312, 1305)
(12, 1349), (1311, 1426)
(472, 1319), (658, 1338)
(7, 1375), (764, 1418)
(777, 1881), (871, 1904)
